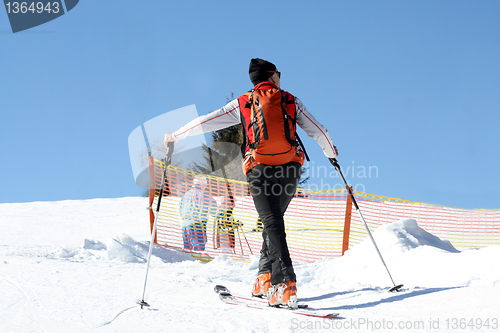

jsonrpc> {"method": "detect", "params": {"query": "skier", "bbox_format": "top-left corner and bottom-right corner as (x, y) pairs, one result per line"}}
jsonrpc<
(179, 176), (218, 251)
(164, 58), (337, 309)
(215, 194), (244, 250)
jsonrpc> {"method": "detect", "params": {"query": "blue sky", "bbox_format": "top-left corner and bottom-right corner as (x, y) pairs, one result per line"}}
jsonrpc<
(1, 0), (499, 209)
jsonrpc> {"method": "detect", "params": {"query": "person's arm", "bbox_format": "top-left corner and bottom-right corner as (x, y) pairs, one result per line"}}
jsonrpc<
(295, 97), (338, 158)
(165, 99), (241, 144)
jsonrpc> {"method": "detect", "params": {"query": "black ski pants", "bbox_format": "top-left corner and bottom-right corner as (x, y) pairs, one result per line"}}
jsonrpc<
(247, 162), (301, 285)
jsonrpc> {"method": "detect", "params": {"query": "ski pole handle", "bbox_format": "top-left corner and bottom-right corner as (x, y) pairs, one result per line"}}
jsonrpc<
(329, 158), (340, 170)
(165, 141), (175, 165)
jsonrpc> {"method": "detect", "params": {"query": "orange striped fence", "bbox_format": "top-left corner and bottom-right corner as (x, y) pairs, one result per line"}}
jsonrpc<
(148, 157), (500, 262)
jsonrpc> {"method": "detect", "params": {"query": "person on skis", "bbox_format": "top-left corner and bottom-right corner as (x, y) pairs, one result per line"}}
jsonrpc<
(164, 58), (338, 309)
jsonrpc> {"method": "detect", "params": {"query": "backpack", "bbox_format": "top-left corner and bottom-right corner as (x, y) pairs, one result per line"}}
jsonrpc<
(239, 87), (308, 166)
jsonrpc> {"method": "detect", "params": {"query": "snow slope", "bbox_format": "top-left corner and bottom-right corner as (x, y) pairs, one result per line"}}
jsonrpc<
(1, 197), (499, 333)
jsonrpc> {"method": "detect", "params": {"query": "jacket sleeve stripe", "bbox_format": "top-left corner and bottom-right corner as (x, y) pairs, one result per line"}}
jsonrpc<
(173, 100), (241, 140)
(295, 98), (337, 158)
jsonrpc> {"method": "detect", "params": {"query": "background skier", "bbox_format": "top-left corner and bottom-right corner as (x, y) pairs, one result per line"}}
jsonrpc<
(179, 176), (218, 251)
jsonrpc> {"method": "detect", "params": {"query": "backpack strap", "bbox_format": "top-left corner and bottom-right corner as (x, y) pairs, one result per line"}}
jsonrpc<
(295, 131), (310, 162)
(254, 95), (269, 140)
(244, 89), (254, 109)
(239, 109), (249, 158)
(246, 89), (262, 150)
(282, 91), (310, 162)
(280, 89), (299, 147)
(239, 91), (253, 158)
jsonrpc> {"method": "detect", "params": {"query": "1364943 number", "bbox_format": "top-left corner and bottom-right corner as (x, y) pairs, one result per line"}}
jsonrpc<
(5, 2), (60, 14)
(446, 318), (499, 330)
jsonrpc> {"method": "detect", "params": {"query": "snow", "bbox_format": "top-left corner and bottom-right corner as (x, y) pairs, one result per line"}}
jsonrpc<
(1, 197), (499, 333)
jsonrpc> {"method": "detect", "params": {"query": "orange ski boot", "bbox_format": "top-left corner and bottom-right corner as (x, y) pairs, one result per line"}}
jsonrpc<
(268, 280), (298, 309)
(251, 272), (272, 298)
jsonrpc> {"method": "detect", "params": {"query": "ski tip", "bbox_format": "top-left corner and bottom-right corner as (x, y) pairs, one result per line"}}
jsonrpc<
(214, 285), (229, 294)
(219, 292), (236, 302)
(279, 304), (308, 310)
(326, 313), (340, 319)
(389, 284), (404, 293)
(136, 300), (150, 309)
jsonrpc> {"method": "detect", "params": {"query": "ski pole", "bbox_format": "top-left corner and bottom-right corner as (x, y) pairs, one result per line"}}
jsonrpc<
(137, 142), (175, 309)
(238, 224), (253, 255)
(236, 225), (244, 255)
(329, 158), (403, 292)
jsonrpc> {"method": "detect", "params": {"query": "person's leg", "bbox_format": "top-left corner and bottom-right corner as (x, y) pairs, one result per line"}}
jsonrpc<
(182, 223), (192, 250)
(248, 163), (301, 285)
(193, 221), (207, 251)
(257, 229), (272, 273)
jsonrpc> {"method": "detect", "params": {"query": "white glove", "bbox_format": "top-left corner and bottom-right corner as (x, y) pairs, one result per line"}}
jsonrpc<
(164, 133), (177, 148)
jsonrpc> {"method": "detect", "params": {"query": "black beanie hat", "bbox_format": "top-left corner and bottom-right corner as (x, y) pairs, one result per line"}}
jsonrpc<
(249, 58), (277, 86)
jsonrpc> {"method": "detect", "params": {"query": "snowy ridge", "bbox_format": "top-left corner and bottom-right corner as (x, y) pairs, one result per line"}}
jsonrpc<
(372, 218), (459, 253)
(47, 235), (194, 263)
(1, 197), (499, 332)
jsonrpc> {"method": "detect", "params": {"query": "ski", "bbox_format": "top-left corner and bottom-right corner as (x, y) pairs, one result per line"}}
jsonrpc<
(215, 285), (308, 308)
(214, 285), (339, 320)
